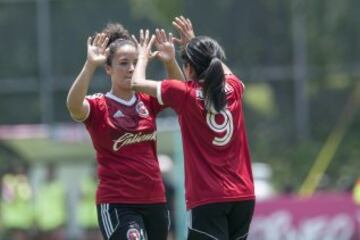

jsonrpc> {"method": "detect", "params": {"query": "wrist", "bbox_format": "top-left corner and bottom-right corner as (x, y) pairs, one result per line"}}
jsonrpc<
(164, 57), (176, 65)
(84, 60), (99, 71)
(137, 57), (149, 64)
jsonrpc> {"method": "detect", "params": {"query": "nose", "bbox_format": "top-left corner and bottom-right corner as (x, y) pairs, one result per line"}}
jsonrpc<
(129, 63), (135, 73)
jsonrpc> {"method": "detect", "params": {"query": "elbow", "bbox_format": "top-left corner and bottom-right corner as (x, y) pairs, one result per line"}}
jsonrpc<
(65, 96), (79, 114)
(65, 96), (72, 112)
(130, 80), (136, 90)
(130, 78), (143, 91)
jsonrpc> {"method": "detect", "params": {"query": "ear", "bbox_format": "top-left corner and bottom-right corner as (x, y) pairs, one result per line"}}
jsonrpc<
(104, 64), (112, 76)
(188, 65), (197, 79)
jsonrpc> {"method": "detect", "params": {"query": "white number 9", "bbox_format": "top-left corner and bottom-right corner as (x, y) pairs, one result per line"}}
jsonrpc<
(206, 109), (234, 146)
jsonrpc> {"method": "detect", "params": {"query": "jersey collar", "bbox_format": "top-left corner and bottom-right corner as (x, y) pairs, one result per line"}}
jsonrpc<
(105, 92), (137, 106)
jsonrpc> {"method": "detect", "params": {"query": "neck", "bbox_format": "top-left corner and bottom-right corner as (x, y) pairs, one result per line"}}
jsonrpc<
(110, 88), (134, 101)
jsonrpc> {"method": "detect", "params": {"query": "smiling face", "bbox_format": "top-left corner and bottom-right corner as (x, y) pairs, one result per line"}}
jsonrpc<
(105, 43), (138, 91)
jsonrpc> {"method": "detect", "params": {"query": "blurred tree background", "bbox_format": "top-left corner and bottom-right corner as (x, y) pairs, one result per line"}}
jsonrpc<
(0, 0), (359, 192)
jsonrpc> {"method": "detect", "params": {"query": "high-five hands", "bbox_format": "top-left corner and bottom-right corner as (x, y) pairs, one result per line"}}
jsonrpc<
(132, 15), (196, 62)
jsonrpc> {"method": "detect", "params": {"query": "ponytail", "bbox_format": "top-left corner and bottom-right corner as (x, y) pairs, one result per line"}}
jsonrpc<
(181, 36), (227, 113)
(202, 58), (226, 113)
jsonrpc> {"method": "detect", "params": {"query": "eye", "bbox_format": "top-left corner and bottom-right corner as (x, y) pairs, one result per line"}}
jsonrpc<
(119, 61), (129, 66)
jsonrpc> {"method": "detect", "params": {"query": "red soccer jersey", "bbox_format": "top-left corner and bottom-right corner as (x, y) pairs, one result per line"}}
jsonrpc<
(84, 92), (166, 204)
(157, 74), (255, 209)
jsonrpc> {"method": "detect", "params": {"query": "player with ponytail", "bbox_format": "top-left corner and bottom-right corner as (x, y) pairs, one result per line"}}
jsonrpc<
(131, 17), (255, 240)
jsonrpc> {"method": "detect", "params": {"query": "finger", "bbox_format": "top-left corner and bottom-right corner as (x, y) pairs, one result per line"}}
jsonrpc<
(93, 33), (100, 46)
(186, 18), (193, 28)
(180, 16), (189, 29)
(168, 32), (174, 44)
(155, 28), (162, 43)
(98, 33), (105, 46)
(101, 36), (109, 50)
(147, 34), (156, 51)
(160, 29), (167, 42)
(97, 33), (104, 46)
(131, 34), (139, 46)
(172, 21), (183, 33)
(180, 15), (187, 24)
(174, 17), (186, 30)
(183, 17), (191, 31)
(179, 16), (190, 31)
(146, 34), (156, 56)
(98, 33), (105, 45)
(150, 50), (160, 59)
(87, 36), (92, 47)
(144, 29), (150, 45)
(140, 29), (144, 45)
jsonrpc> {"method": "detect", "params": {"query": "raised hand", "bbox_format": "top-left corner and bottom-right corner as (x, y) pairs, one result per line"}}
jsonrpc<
(153, 28), (176, 63)
(132, 29), (156, 61)
(172, 16), (195, 46)
(87, 33), (109, 67)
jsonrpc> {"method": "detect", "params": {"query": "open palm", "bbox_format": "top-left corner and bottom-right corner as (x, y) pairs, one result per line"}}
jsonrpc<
(172, 16), (195, 46)
(154, 29), (175, 62)
(87, 33), (109, 66)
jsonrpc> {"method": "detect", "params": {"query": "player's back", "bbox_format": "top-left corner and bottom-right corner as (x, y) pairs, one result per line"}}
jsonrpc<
(177, 74), (255, 209)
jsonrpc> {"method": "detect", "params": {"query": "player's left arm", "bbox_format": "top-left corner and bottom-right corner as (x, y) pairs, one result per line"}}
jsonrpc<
(131, 29), (159, 97)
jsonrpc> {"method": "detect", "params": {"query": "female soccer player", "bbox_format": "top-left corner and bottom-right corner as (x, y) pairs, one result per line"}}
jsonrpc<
(131, 23), (255, 239)
(66, 23), (181, 240)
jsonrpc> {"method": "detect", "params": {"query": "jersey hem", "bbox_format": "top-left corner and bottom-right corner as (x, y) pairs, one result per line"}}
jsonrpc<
(96, 198), (166, 205)
(187, 195), (255, 210)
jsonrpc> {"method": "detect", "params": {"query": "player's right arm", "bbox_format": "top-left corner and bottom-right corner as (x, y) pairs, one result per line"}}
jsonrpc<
(66, 33), (109, 121)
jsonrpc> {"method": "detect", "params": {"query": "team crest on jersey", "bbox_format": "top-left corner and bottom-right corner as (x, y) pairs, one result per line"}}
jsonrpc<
(135, 101), (149, 118)
(126, 227), (141, 240)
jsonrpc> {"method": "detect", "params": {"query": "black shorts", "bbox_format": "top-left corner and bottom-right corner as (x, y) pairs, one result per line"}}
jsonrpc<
(96, 203), (170, 240)
(186, 200), (255, 240)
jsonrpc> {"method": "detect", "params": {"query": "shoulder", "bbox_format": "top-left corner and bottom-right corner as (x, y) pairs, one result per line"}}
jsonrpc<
(225, 74), (245, 94)
(136, 92), (157, 104)
(86, 93), (105, 101)
(161, 79), (195, 90)
(85, 93), (106, 110)
(136, 92), (150, 100)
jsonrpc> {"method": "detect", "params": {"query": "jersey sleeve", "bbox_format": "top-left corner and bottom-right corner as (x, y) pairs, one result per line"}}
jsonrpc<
(140, 93), (167, 115)
(157, 80), (189, 114)
(83, 93), (103, 127)
(226, 74), (245, 98)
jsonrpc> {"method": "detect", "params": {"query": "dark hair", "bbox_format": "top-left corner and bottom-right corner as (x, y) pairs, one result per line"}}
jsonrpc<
(181, 36), (226, 113)
(98, 22), (136, 66)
